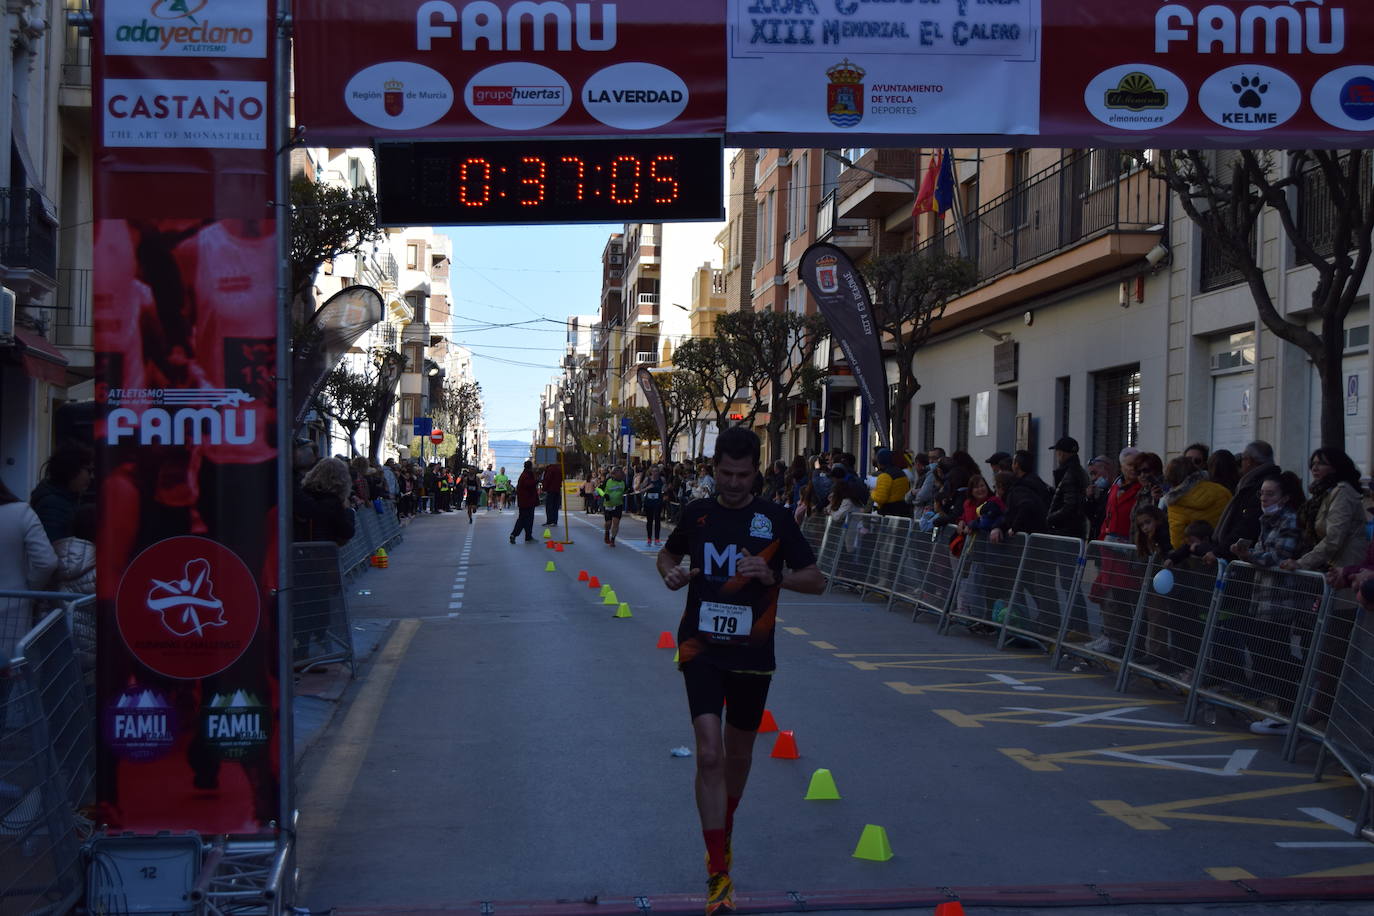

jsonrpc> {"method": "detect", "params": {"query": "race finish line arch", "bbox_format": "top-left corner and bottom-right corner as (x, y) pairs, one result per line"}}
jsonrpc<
(86, 0), (1372, 910)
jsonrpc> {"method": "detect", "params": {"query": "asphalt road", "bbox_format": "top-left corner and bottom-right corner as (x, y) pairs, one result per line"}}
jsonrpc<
(294, 505), (1374, 914)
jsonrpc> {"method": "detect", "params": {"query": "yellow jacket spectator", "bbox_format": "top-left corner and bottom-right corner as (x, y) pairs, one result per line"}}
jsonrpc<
(871, 448), (911, 517)
(1161, 457), (1231, 550)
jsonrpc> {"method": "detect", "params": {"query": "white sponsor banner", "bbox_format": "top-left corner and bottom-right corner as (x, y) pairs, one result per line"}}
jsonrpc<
(103, 79), (268, 149)
(727, 0), (1042, 135)
(104, 0), (268, 58)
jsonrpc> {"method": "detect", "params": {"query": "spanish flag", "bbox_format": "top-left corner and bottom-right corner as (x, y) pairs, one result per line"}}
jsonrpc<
(913, 148), (955, 220)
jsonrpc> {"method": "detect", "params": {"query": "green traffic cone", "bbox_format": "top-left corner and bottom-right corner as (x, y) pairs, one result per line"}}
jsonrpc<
(544, 561), (555, 572)
(804, 768), (841, 800)
(602, 590), (619, 605)
(852, 824), (893, 861)
(615, 602), (633, 618)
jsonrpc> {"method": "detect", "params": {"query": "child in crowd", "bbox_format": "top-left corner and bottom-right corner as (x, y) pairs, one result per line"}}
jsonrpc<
(1133, 506), (1173, 668)
(1165, 519), (1217, 570)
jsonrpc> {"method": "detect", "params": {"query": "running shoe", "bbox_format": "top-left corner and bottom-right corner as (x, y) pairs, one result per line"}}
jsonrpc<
(704, 872), (734, 916)
(605, 533), (611, 544)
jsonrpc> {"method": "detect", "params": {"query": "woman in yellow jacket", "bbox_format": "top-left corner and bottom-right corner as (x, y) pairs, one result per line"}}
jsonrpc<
(871, 448), (911, 517)
(1161, 455), (1232, 549)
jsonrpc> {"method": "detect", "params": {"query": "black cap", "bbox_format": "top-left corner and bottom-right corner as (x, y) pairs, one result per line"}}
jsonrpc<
(986, 451), (1011, 466)
(1050, 436), (1079, 453)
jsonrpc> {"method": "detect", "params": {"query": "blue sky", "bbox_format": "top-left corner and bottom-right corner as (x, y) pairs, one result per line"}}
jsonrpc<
(439, 224), (621, 446)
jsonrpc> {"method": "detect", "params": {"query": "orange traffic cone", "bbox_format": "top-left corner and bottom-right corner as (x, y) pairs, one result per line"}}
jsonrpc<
(757, 709), (778, 733)
(770, 730), (800, 759)
(554, 543), (565, 552)
(588, 576), (600, 589)
(656, 632), (676, 649)
(578, 570), (589, 581)
(545, 540), (555, 550)
(933, 904), (964, 915)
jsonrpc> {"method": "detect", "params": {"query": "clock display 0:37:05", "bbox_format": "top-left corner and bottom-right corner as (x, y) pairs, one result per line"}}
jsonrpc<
(377, 138), (724, 225)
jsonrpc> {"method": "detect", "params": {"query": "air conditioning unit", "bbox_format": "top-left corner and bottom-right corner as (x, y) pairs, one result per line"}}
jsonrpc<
(0, 287), (14, 341)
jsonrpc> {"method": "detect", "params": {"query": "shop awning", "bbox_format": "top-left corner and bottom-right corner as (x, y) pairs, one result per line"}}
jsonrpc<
(11, 327), (68, 385)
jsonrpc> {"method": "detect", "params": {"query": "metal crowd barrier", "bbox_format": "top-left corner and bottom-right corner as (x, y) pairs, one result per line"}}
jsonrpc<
(799, 513), (828, 560)
(1, 592), (94, 916)
(290, 541), (355, 674)
(1322, 597), (1374, 842)
(802, 514), (1374, 816)
(338, 499), (405, 578)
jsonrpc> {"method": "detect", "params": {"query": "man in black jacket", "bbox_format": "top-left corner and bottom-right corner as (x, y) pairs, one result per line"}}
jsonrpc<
(1046, 437), (1090, 540)
(992, 450), (1052, 541)
(1209, 440), (1277, 562)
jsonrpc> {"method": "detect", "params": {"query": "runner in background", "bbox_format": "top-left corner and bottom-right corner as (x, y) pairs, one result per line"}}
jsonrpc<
(656, 428), (825, 915)
(463, 468), (481, 524)
(482, 465), (496, 511)
(643, 464), (666, 546)
(494, 467), (511, 510)
(600, 466), (627, 547)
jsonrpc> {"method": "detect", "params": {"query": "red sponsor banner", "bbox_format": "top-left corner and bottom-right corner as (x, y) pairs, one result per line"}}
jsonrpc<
(93, 0), (281, 835)
(293, 0), (726, 143)
(1041, 0), (1374, 144)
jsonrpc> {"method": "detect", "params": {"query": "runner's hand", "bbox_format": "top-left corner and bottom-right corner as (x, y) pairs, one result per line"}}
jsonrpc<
(663, 566), (700, 590)
(736, 549), (776, 586)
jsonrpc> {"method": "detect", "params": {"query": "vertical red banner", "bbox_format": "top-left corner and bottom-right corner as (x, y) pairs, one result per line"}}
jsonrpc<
(91, 0), (281, 834)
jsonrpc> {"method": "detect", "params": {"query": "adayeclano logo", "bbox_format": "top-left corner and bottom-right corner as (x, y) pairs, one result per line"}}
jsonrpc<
(104, 0), (266, 59)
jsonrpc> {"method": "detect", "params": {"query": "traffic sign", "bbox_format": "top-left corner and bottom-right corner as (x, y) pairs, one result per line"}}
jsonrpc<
(430, 429), (444, 445)
(620, 416), (632, 436)
(413, 417), (433, 437)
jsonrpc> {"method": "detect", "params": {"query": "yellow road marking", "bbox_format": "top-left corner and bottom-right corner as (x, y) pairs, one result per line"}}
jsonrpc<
(1293, 862), (1374, 878)
(1000, 748), (1062, 772)
(934, 709), (983, 728)
(1091, 780), (1357, 832)
(810, 640), (837, 650)
(783, 626), (808, 636)
(296, 618), (420, 887)
(1206, 868), (1255, 880)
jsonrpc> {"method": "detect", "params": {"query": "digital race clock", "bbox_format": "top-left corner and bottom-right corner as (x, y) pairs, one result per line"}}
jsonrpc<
(376, 137), (724, 226)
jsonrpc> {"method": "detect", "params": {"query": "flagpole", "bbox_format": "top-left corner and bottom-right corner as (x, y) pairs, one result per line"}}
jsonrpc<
(947, 148), (970, 260)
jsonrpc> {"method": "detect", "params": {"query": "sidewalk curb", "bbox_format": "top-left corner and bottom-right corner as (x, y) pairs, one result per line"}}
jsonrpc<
(292, 617), (397, 765)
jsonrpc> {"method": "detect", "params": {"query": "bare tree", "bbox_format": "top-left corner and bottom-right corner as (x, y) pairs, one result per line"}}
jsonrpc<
(659, 372), (707, 462)
(365, 348), (408, 463)
(435, 378), (483, 468)
(860, 249), (978, 448)
(289, 176), (385, 319)
(317, 365), (375, 457)
(710, 310), (830, 460)
(672, 336), (759, 433)
(1144, 150), (1373, 449)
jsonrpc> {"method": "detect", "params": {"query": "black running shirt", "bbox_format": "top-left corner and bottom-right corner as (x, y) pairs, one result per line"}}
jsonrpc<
(665, 496), (816, 673)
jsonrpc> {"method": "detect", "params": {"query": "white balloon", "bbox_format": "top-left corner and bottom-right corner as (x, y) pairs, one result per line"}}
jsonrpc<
(1152, 568), (1174, 595)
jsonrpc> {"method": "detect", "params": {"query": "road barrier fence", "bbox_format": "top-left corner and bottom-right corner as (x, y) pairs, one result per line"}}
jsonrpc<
(0, 591), (96, 916)
(810, 512), (1374, 842)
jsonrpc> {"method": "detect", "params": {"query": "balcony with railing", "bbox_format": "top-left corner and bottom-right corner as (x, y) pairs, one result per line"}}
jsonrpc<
(2, 188), (58, 293)
(815, 191), (873, 253)
(1295, 152), (1372, 266)
(919, 152), (1167, 319)
(52, 267), (91, 350)
(60, 0), (91, 104)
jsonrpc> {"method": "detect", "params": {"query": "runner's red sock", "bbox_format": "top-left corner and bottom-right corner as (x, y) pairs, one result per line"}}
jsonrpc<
(703, 829), (728, 874)
(725, 796), (741, 838)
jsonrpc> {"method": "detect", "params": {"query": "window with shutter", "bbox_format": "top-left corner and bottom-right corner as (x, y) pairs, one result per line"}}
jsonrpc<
(1092, 365), (1141, 459)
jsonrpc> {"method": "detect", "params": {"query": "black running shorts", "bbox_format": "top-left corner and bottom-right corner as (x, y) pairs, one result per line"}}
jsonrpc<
(681, 659), (772, 731)
(603, 506), (623, 520)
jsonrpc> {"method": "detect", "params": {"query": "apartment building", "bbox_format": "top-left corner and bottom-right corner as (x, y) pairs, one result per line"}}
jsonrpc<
(771, 146), (1370, 478)
(0, 0), (92, 496)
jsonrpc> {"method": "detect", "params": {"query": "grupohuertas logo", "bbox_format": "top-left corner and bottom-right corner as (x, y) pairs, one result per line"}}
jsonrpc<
(105, 0), (266, 58)
(202, 690), (270, 759)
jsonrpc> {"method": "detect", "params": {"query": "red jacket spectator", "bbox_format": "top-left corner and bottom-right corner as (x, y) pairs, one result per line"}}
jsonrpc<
(541, 463), (562, 495)
(1099, 479), (1142, 541)
(516, 468), (539, 509)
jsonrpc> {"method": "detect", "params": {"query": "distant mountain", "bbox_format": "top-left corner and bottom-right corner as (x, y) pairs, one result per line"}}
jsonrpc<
(490, 439), (532, 450)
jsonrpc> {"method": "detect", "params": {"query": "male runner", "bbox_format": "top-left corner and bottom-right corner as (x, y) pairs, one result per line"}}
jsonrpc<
(600, 466), (627, 546)
(482, 466), (496, 511)
(494, 467), (511, 510)
(657, 428), (825, 915)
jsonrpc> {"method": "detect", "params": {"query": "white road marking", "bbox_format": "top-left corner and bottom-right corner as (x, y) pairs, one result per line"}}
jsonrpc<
(1004, 706), (1193, 729)
(449, 601), (462, 609)
(989, 673), (1045, 692)
(1094, 748), (1258, 776)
